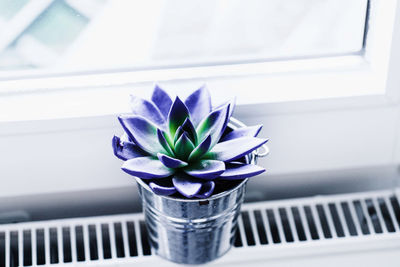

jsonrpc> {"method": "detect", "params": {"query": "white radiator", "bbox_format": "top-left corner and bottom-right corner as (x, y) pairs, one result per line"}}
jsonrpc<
(0, 188), (399, 267)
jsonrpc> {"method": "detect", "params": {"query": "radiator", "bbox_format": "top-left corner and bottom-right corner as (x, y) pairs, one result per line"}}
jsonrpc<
(0, 188), (399, 267)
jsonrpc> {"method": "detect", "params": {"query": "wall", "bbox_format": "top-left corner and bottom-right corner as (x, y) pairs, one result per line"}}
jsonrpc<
(1, 95), (399, 199)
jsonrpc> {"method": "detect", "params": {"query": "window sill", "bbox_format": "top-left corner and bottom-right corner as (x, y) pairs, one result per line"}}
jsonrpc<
(0, 54), (394, 123)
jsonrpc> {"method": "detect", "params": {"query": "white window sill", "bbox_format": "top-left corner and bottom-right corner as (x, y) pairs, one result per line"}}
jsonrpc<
(0, 54), (394, 123)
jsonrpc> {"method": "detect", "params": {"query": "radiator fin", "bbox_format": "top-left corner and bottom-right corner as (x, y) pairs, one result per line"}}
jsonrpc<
(0, 189), (399, 266)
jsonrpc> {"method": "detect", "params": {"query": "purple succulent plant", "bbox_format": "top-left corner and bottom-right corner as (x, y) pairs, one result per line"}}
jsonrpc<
(112, 85), (268, 199)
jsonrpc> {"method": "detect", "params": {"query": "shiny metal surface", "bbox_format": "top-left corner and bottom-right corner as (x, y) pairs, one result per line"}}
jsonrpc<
(135, 119), (255, 264)
(136, 178), (247, 264)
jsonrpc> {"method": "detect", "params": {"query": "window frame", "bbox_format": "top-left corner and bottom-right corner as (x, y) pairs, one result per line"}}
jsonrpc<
(0, 0), (399, 121)
(1, 0), (400, 198)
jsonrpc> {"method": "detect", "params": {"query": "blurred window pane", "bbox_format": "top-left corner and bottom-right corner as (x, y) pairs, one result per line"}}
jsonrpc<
(0, 0), (29, 20)
(27, 1), (88, 53)
(0, 0), (368, 74)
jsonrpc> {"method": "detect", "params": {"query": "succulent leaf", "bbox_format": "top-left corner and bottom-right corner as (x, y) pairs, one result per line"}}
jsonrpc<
(173, 126), (184, 145)
(184, 160), (225, 180)
(168, 97), (190, 137)
(196, 104), (230, 148)
(151, 84), (173, 119)
(157, 153), (188, 168)
(172, 173), (203, 198)
(157, 129), (175, 156)
(215, 97), (236, 119)
(220, 162), (265, 180)
(112, 136), (147, 161)
(194, 181), (215, 198)
(229, 98), (236, 118)
(206, 137), (268, 162)
(220, 125), (263, 142)
(149, 178), (177, 196)
(188, 135), (212, 162)
(181, 118), (197, 145)
(122, 156), (175, 179)
(184, 84), (212, 127)
(174, 132), (195, 160)
(118, 115), (167, 156)
(130, 96), (165, 126)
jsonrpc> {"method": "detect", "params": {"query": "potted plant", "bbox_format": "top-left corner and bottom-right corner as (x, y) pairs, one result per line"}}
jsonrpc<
(112, 85), (269, 264)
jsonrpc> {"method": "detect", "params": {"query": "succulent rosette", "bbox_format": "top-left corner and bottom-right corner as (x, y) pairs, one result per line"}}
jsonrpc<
(112, 85), (268, 199)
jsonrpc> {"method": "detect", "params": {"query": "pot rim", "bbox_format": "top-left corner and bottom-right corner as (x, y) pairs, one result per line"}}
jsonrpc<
(135, 177), (248, 203)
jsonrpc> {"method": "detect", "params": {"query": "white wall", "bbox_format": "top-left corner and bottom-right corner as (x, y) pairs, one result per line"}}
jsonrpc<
(1, 94), (399, 198)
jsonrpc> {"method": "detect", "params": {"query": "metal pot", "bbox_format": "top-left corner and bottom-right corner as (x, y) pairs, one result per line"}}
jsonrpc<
(135, 118), (267, 264)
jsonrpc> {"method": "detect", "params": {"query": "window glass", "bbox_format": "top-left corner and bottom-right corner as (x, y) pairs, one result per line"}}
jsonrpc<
(0, 0), (368, 74)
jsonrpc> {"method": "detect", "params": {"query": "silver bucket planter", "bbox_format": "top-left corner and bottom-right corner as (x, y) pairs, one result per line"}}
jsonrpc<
(135, 118), (267, 265)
